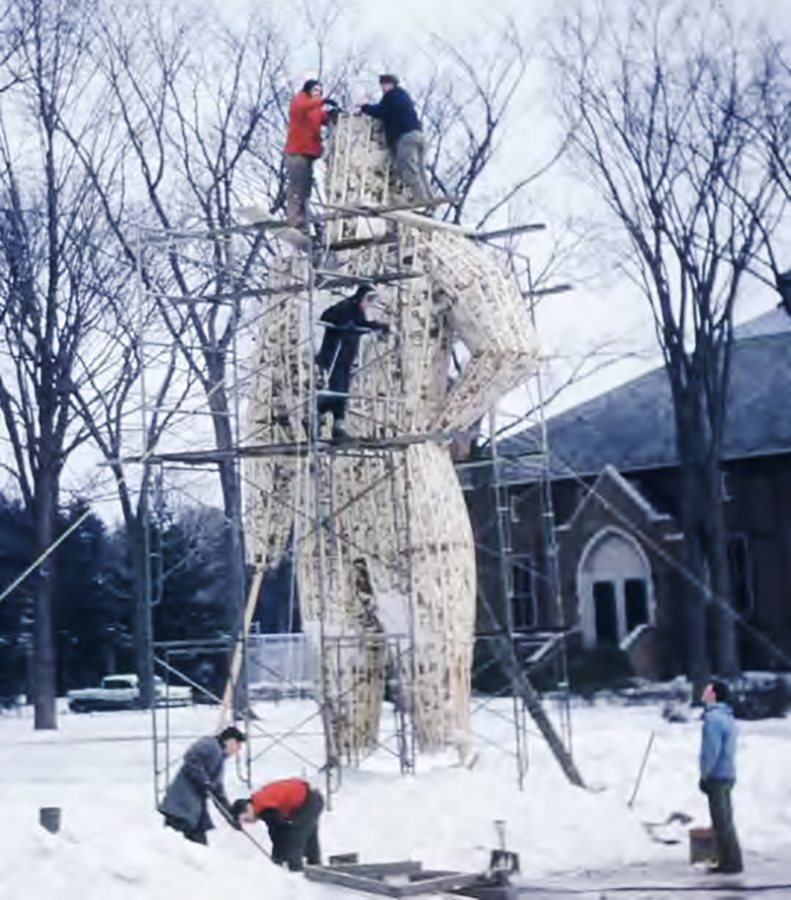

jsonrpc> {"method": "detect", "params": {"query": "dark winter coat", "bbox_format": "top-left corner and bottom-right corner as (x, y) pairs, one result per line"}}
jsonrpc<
(159, 735), (229, 832)
(316, 296), (388, 374)
(700, 702), (737, 782)
(360, 87), (421, 148)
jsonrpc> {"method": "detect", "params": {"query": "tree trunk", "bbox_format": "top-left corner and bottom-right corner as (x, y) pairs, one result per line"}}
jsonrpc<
(704, 468), (739, 677)
(130, 520), (155, 709)
(33, 466), (57, 730)
(674, 388), (711, 694)
(206, 364), (247, 713)
(678, 472), (709, 694)
(113, 468), (155, 710)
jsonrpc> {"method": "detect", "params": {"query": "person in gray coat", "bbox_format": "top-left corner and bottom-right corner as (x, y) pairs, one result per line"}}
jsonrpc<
(159, 725), (245, 845)
(699, 680), (743, 874)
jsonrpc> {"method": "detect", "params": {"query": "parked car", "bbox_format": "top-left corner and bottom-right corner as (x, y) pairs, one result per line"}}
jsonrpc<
(67, 674), (192, 712)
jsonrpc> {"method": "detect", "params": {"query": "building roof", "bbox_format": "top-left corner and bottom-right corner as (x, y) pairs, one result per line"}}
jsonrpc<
(498, 309), (791, 483)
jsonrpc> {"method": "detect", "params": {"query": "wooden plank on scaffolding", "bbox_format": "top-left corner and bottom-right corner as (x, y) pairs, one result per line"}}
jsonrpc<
(381, 209), (476, 236)
(237, 205), (290, 227)
(320, 195), (456, 219)
(328, 234), (398, 252)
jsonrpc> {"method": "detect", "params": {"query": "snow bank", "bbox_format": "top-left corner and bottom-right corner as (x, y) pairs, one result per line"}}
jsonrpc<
(1, 699), (790, 899)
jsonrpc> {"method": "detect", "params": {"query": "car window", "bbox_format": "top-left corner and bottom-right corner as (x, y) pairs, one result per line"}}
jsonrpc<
(103, 678), (134, 690)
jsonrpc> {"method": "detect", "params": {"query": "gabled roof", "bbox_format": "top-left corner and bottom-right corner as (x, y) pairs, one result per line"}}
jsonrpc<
(556, 464), (672, 533)
(499, 310), (791, 483)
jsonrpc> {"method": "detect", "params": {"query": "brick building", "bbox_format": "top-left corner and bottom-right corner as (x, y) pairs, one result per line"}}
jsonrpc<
(463, 308), (791, 679)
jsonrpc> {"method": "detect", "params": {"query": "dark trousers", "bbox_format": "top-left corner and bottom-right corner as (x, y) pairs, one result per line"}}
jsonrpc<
(317, 362), (351, 425)
(704, 779), (743, 871)
(285, 153), (314, 229)
(268, 789), (323, 870)
(163, 813), (208, 846)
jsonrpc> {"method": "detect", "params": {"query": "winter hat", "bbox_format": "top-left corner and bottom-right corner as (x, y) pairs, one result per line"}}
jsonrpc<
(378, 74), (399, 87)
(353, 283), (377, 303)
(219, 725), (246, 743)
(230, 798), (252, 820)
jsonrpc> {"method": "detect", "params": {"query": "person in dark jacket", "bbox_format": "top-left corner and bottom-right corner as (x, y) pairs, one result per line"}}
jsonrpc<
(699, 680), (743, 874)
(315, 284), (389, 441)
(359, 74), (432, 203)
(231, 778), (323, 871)
(284, 80), (339, 230)
(159, 725), (245, 845)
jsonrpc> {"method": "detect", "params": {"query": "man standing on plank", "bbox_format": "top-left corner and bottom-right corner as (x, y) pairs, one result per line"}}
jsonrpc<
(231, 778), (324, 871)
(284, 80), (339, 231)
(359, 74), (433, 203)
(699, 679), (743, 874)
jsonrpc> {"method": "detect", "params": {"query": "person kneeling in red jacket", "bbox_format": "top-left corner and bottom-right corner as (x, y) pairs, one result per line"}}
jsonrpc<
(231, 778), (323, 871)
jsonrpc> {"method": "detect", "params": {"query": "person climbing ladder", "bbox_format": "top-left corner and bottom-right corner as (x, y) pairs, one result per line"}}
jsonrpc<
(315, 285), (389, 442)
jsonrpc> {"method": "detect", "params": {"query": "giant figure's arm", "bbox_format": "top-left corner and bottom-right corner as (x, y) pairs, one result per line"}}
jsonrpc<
(425, 232), (539, 431)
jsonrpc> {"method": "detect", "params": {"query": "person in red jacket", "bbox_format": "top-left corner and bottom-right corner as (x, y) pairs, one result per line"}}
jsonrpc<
(284, 80), (338, 231)
(231, 778), (323, 870)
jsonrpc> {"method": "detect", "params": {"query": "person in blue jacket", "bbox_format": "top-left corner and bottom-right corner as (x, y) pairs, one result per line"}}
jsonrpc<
(359, 74), (433, 204)
(699, 679), (743, 874)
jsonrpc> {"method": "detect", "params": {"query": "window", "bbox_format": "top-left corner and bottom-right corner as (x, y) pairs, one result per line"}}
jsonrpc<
(511, 555), (536, 630)
(593, 581), (618, 644)
(580, 529), (654, 648)
(103, 677), (135, 691)
(727, 534), (754, 614)
(509, 494), (520, 524)
(625, 579), (649, 631)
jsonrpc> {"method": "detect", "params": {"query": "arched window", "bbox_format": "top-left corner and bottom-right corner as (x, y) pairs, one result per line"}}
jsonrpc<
(577, 528), (653, 648)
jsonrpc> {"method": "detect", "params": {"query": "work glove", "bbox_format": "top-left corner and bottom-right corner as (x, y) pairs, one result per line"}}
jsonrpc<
(323, 98), (339, 109)
(377, 323), (391, 338)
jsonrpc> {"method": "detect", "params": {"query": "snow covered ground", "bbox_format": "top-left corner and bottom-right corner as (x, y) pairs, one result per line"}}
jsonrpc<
(1, 697), (790, 899)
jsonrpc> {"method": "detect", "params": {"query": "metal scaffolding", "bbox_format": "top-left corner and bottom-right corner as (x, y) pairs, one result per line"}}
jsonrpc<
(129, 199), (580, 810)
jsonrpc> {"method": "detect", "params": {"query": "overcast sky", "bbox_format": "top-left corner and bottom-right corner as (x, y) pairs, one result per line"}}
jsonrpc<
(320, 0), (789, 420)
(4, 0), (789, 518)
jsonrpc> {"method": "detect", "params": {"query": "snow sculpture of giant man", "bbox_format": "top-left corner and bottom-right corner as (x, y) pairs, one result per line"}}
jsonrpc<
(245, 113), (539, 762)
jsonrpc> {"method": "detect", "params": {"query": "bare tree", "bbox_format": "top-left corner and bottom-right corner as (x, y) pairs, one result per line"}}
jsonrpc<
(69, 277), (197, 707)
(753, 38), (791, 309)
(553, 0), (780, 683)
(0, 0), (111, 728)
(61, 3), (292, 683)
(758, 39), (791, 204)
(415, 18), (567, 227)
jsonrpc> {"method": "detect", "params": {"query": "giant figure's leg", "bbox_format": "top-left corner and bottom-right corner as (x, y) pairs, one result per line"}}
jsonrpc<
(405, 443), (476, 751)
(297, 453), (388, 762)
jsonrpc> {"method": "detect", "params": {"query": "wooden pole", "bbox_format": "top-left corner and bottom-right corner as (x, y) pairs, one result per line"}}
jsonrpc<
(218, 566), (265, 727)
(628, 731), (656, 809)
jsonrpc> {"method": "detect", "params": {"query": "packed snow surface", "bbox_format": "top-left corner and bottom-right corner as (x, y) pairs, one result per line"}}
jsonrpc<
(2, 698), (790, 899)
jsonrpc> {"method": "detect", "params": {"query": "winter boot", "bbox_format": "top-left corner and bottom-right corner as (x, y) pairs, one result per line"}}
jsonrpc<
(331, 420), (349, 444)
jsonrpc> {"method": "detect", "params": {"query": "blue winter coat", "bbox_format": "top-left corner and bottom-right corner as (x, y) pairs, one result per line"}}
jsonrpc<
(360, 87), (421, 148)
(700, 703), (737, 782)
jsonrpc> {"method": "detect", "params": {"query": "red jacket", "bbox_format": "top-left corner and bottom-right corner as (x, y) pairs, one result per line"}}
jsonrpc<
(251, 778), (309, 819)
(284, 92), (327, 158)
